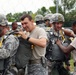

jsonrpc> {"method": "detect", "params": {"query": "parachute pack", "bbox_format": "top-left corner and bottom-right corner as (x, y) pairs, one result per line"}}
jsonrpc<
(8, 31), (32, 69)
(15, 37), (32, 69)
(46, 29), (71, 61)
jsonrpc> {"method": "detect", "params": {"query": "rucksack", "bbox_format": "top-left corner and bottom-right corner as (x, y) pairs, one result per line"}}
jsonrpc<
(45, 30), (70, 61)
(15, 37), (32, 69)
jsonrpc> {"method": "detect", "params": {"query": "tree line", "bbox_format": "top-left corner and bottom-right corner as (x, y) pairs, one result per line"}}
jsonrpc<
(6, 0), (76, 27)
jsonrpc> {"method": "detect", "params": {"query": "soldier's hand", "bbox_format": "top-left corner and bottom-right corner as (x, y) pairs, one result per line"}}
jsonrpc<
(16, 30), (27, 39)
(56, 39), (61, 45)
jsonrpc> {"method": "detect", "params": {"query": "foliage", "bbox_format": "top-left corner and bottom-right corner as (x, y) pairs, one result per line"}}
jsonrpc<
(49, 6), (64, 14)
(35, 7), (51, 16)
(6, 0), (76, 27)
(61, 0), (75, 11)
(64, 9), (76, 27)
(54, 0), (76, 14)
(6, 13), (13, 22)
(49, 6), (56, 13)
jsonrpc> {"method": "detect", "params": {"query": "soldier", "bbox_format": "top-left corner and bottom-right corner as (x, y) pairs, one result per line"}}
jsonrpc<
(44, 13), (53, 27)
(56, 35), (76, 75)
(44, 14), (53, 75)
(16, 14), (48, 75)
(35, 14), (45, 27)
(12, 21), (18, 31)
(43, 13), (54, 32)
(46, 13), (72, 75)
(0, 14), (19, 75)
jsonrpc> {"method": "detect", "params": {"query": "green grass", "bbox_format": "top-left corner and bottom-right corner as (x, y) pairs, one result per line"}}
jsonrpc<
(64, 58), (74, 72)
(69, 59), (74, 72)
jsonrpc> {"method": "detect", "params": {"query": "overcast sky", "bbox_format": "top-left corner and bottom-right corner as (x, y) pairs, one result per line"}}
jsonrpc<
(0, 0), (54, 15)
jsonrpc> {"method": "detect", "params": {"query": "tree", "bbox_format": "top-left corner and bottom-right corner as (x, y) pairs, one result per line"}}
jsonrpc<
(6, 13), (13, 22)
(53, 0), (76, 16)
(36, 7), (50, 16)
(49, 6), (56, 13)
(64, 9), (76, 27)
(49, 6), (63, 14)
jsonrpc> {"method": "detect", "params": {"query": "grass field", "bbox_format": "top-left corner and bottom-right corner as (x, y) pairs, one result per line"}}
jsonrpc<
(69, 59), (74, 72)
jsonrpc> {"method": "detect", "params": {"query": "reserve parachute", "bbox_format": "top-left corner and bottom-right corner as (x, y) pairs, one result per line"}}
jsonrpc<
(46, 29), (70, 61)
(15, 37), (32, 69)
(8, 31), (32, 69)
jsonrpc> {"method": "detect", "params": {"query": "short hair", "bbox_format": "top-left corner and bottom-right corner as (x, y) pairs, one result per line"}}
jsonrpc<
(72, 21), (76, 26)
(12, 21), (17, 26)
(20, 14), (32, 21)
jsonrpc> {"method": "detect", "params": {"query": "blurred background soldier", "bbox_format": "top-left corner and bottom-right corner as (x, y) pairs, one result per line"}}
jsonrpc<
(35, 14), (45, 27)
(0, 14), (19, 75)
(44, 13), (53, 27)
(45, 13), (73, 75)
(11, 21), (22, 37)
(44, 13), (54, 32)
(12, 21), (18, 31)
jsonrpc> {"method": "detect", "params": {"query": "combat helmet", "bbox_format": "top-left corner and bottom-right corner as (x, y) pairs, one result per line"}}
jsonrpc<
(52, 13), (65, 23)
(35, 14), (44, 22)
(0, 14), (8, 26)
(44, 14), (52, 21)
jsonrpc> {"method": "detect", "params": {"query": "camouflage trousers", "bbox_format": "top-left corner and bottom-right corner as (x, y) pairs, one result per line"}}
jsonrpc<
(3, 66), (18, 75)
(47, 60), (52, 75)
(4, 67), (26, 75)
(28, 64), (48, 75)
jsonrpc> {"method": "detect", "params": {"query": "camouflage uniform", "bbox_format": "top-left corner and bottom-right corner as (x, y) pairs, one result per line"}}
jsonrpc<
(0, 32), (19, 59)
(0, 14), (19, 75)
(35, 14), (45, 27)
(44, 14), (53, 75)
(46, 13), (70, 75)
(28, 64), (47, 75)
(44, 14), (53, 27)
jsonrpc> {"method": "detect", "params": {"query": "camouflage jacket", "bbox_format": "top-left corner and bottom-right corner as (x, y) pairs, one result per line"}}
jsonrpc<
(0, 31), (19, 59)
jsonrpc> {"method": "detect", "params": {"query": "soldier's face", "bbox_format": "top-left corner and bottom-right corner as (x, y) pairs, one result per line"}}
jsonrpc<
(21, 18), (34, 32)
(54, 22), (63, 31)
(44, 20), (50, 26)
(12, 24), (18, 30)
